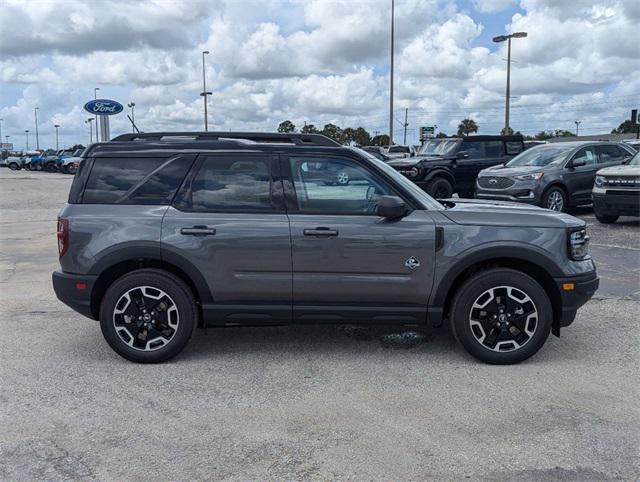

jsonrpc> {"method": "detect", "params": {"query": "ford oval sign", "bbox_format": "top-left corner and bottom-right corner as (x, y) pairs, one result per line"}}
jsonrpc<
(84, 99), (123, 116)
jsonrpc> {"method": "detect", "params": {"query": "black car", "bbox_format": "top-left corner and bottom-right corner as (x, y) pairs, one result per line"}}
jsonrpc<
(476, 141), (636, 212)
(387, 135), (525, 198)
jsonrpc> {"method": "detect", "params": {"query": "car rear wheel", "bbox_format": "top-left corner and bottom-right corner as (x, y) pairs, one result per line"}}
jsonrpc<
(45, 162), (57, 172)
(451, 268), (552, 364)
(99, 269), (197, 363)
(595, 212), (619, 224)
(426, 177), (453, 199)
(542, 186), (567, 212)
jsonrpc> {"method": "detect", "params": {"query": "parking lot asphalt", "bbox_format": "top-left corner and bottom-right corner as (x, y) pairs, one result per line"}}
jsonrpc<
(1, 170), (638, 481)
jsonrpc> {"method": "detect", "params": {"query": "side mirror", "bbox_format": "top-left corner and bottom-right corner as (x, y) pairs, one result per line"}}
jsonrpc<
(456, 151), (469, 159)
(568, 158), (586, 168)
(376, 196), (407, 219)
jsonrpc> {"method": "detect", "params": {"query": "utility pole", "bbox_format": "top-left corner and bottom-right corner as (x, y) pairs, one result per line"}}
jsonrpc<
(34, 107), (39, 150)
(200, 50), (212, 131)
(493, 32), (527, 134)
(388, 0), (395, 146)
(403, 107), (408, 145)
(574, 120), (581, 137)
(54, 124), (60, 150)
(25, 130), (29, 150)
(94, 87), (100, 142)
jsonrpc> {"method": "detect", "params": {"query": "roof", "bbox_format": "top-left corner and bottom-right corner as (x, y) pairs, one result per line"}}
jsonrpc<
(546, 133), (638, 143)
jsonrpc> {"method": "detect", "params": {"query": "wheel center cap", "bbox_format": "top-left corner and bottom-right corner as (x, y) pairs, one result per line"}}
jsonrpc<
(499, 314), (507, 323)
(143, 314), (152, 322)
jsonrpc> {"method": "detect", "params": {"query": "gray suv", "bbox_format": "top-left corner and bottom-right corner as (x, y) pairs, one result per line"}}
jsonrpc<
(52, 132), (598, 364)
(476, 141), (635, 211)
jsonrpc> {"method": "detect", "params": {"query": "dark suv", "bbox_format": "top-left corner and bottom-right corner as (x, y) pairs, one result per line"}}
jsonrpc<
(53, 132), (598, 364)
(476, 141), (635, 212)
(387, 135), (525, 198)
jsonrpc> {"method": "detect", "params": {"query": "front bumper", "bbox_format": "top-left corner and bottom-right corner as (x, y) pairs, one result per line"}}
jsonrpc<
(592, 191), (640, 217)
(52, 270), (98, 320)
(476, 179), (544, 204)
(553, 270), (599, 331)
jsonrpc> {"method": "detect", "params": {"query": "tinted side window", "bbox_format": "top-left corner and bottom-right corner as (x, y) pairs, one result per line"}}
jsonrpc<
(484, 141), (504, 157)
(460, 141), (484, 159)
(178, 156), (276, 212)
(82, 155), (193, 204)
(571, 147), (597, 166)
(597, 145), (625, 163)
(289, 157), (394, 215)
(505, 141), (524, 155)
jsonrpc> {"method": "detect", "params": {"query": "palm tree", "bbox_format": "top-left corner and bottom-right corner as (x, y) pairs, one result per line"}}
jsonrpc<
(457, 118), (478, 136)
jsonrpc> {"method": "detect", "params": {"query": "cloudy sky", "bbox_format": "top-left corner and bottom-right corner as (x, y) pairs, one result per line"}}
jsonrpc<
(0, 0), (638, 149)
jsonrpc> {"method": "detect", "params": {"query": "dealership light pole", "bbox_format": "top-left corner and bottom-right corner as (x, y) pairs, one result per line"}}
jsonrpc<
(25, 130), (29, 150)
(85, 118), (94, 145)
(94, 87), (100, 142)
(127, 102), (135, 132)
(0, 118), (3, 145)
(389, 0), (395, 146)
(34, 107), (40, 150)
(54, 124), (60, 150)
(574, 120), (581, 136)
(200, 50), (212, 131)
(493, 31), (527, 134)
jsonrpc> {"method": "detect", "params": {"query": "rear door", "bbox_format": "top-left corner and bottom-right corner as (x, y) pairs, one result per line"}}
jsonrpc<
(282, 153), (436, 324)
(161, 153), (292, 323)
(597, 144), (631, 170)
(564, 145), (599, 203)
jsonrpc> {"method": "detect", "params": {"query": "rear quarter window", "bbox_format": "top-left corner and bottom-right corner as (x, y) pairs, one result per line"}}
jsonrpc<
(82, 155), (194, 204)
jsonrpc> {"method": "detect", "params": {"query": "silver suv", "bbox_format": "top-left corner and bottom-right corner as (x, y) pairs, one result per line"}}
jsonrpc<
(52, 132), (599, 364)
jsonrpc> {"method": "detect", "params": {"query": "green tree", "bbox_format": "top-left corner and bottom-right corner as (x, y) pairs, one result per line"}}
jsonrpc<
(534, 131), (553, 140)
(435, 132), (447, 138)
(320, 123), (343, 142)
(277, 120), (296, 133)
(353, 127), (371, 146)
(457, 118), (478, 136)
(501, 126), (514, 135)
(371, 134), (390, 146)
(300, 123), (318, 134)
(342, 127), (356, 145)
(554, 129), (574, 137)
(611, 120), (637, 134)
(71, 144), (85, 150)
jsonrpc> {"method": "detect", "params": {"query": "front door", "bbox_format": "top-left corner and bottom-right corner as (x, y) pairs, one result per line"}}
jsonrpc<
(564, 146), (600, 203)
(283, 154), (436, 324)
(162, 153), (292, 324)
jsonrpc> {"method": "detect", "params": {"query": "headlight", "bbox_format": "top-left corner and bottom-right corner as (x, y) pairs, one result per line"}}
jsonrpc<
(403, 167), (420, 179)
(515, 172), (544, 181)
(568, 227), (589, 260)
(594, 175), (606, 187)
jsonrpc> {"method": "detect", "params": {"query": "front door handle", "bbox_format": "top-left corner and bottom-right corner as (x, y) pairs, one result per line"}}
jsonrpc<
(180, 226), (216, 236)
(303, 227), (339, 237)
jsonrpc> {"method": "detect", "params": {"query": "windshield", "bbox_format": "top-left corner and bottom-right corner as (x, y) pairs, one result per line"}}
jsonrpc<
(422, 139), (460, 156)
(630, 152), (639, 166)
(506, 145), (570, 167)
(351, 147), (443, 210)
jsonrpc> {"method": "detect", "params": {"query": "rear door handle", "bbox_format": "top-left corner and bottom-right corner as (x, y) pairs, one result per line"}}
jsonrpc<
(180, 226), (216, 236)
(303, 227), (339, 237)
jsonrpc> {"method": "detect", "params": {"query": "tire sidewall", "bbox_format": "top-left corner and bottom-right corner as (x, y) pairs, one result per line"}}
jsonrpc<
(99, 269), (196, 363)
(428, 178), (453, 198)
(451, 269), (552, 364)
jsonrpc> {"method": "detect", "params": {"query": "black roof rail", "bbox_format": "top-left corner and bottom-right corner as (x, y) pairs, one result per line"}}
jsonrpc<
(110, 131), (341, 147)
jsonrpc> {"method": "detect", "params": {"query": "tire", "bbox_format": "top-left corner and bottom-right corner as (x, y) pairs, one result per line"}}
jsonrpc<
(595, 212), (619, 224)
(541, 186), (567, 212)
(45, 162), (57, 172)
(8, 162), (20, 171)
(66, 165), (77, 175)
(450, 268), (552, 364)
(99, 269), (197, 363)
(425, 177), (453, 199)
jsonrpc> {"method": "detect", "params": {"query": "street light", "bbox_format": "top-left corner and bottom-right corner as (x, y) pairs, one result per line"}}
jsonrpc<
(85, 118), (94, 145)
(94, 87), (100, 142)
(201, 50), (211, 131)
(34, 107), (40, 150)
(54, 124), (60, 150)
(25, 130), (29, 150)
(127, 102), (135, 133)
(493, 31), (528, 134)
(574, 120), (581, 137)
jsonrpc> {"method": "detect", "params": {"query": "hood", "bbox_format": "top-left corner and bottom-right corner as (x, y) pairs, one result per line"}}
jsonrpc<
(62, 156), (82, 164)
(596, 164), (640, 176)
(440, 198), (584, 228)
(479, 164), (545, 177)
(387, 155), (447, 167)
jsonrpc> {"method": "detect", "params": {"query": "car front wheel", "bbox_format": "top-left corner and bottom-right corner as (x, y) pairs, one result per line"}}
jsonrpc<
(99, 269), (197, 363)
(426, 177), (453, 199)
(542, 186), (567, 212)
(451, 268), (552, 364)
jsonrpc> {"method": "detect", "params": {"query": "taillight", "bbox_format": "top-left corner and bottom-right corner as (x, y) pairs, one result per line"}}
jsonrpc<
(57, 217), (69, 257)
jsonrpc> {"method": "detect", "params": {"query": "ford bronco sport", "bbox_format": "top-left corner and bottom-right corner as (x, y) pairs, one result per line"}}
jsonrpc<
(52, 132), (598, 364)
